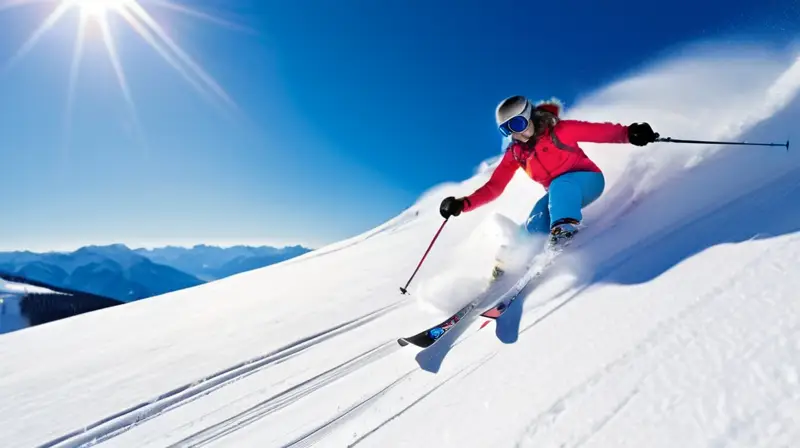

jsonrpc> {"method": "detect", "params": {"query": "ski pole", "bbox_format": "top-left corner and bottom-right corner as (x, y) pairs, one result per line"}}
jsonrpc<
(656, 137), (789, 151)
(399, 218), (448, 295)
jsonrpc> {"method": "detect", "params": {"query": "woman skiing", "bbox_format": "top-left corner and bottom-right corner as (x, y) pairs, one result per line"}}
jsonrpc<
(439, 95), (658, 270)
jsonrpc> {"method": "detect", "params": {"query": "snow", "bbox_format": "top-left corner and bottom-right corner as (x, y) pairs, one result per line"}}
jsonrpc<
(0, 277), (60, 295)
(2, 42), (800, 447)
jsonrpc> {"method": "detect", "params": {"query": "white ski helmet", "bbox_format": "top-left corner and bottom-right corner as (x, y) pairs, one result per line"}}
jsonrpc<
(495, 95), (533, 136)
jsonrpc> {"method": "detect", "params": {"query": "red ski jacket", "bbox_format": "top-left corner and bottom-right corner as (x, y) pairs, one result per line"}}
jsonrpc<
(462, 106), (629, 213)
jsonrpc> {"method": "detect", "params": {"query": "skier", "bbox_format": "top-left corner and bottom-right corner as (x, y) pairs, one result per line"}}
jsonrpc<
(438, 95), (658, 277)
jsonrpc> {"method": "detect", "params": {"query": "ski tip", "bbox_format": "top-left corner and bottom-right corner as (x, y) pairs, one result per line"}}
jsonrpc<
(397, 338), (409, 347)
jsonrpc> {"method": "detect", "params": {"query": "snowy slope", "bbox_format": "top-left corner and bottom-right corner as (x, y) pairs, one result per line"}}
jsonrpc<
(2, 43), (800, 448)
(0, 277), (61, 295)
(1, 277), (66, 334)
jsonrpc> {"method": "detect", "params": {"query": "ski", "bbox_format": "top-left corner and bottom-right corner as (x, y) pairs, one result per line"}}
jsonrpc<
(398, 230), (585, 349)
(479, 245), (563, 320)
(398, 239), (570, 348)
(479, 230), (583, 324)
(397, 288), (490, 348)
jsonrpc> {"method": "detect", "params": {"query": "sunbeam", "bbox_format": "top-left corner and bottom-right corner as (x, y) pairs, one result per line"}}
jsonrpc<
(63, 12), (87, 149)
(126, 1), (238, 110)
(146, 0), (256, 34)
(98, 9), (147, 151)
(117, 5), (232, 110)
(71, 0), (130, 17)
(1, 0), (239, 151)
(3, 2), (71, 73)
(0, 0), (50, 14)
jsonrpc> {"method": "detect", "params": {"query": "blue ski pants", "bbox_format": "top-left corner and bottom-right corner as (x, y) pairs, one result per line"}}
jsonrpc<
(524, 171), (605, 234)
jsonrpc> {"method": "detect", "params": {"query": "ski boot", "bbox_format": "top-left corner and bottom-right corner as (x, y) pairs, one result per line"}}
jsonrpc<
(491, 262), (505, 281)
(491, 244), (508, 281)
(483, 213), (519, 282)
(490, 231), (531, 281)
(549, 218), (580, 248)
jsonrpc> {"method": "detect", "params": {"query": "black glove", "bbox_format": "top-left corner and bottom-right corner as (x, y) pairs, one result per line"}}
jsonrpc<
(628, 122), (659, 146)
(440, 196), (466, 219)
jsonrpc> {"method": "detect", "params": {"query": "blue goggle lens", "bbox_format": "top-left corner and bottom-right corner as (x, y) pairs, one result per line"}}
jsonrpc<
(498, 115), (529, 136)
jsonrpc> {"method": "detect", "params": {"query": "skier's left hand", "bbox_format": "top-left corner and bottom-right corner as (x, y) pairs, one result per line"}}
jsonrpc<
(628, 122), (659, 146)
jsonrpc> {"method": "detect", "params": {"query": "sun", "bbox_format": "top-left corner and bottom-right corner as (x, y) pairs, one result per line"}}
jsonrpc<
(68, 0), (132, 18)
(0, 0), (246, 151)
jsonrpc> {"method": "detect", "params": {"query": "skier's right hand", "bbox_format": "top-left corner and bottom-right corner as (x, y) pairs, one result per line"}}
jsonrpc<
(440, 196), (465, 219)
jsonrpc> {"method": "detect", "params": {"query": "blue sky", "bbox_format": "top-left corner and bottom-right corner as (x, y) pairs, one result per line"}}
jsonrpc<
(0, 0), (796, 251)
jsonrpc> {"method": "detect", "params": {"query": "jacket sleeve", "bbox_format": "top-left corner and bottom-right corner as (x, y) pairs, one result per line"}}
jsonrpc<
(462, 150), (518, 212)
(555, 120), (629, 145)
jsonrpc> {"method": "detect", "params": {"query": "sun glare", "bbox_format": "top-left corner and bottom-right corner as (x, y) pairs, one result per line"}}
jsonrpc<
(70, 0), (131, 18)
(0, 0), (243, 151)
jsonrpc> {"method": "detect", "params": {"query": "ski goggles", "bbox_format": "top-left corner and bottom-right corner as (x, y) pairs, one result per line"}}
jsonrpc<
(497, 101), (533, 137)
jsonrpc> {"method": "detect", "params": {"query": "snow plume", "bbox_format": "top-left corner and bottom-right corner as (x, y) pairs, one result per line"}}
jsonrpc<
(413, 212), (544, 314)
(557, 43), (800, 286)
(412, 41), (800, 311)
(569, 43), (800, 217)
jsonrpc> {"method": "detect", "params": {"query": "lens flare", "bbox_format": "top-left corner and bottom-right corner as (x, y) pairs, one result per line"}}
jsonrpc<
(0, 0), (244, 150)
(68, 0), (130, 17)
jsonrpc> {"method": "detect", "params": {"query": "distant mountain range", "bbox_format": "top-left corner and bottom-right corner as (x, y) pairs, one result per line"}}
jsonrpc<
(0, 244), (313, 303)
(134, 244), (312, 281)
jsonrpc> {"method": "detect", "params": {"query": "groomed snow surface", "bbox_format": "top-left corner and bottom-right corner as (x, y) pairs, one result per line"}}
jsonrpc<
(3, 43), (800, 447)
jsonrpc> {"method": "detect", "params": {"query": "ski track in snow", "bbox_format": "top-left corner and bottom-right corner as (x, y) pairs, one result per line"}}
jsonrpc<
(38, 301), (406, 448)
(347, 352), (498, 448)
(170, 342), (401, 447)
(281, 370), (416, 448)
